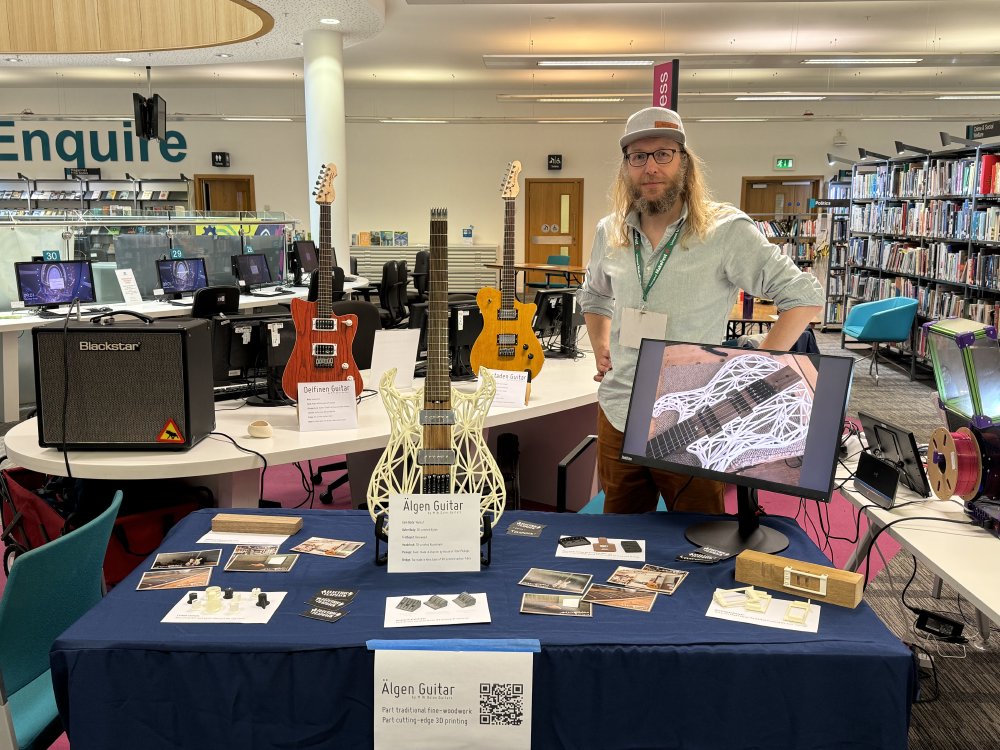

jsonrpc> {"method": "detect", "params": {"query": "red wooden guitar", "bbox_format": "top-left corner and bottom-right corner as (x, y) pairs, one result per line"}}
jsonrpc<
(282, 163), (363, 399)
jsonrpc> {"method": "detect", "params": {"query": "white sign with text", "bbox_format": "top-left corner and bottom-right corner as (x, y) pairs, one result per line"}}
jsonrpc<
(387, 493), (481, 573)
(368, 328), (422, 389)
(487, 369), (529, 409)
(115, 268), (144, 305)
(297, 381), (358, 431)
(374, 649), (532, 750)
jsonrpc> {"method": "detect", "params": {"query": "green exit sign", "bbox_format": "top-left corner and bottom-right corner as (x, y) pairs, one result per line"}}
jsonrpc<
(774, 157), (795, 170)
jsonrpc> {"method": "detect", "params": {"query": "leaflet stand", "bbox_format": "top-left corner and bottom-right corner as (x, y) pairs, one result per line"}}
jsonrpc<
(373, 511), (494, 567)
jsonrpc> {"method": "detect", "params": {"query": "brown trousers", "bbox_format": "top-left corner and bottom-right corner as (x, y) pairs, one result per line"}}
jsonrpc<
(597, 407), (725, 514)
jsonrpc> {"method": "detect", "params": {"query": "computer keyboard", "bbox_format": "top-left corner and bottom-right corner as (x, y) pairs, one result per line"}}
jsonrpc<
(248, 286), (287, 297)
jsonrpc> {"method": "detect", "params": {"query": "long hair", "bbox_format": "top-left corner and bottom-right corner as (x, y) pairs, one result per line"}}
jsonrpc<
(608, 146), (731, 249)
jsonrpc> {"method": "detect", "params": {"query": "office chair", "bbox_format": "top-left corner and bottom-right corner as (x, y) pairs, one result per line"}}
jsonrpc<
(409, 250), (429, 304)
(0, 491), (122, 750)
(376, 261), (408, 328)
(394, 260), (410, 322)
(525, 254), (573, 294)
(306, 266), (346, 303)
(191, 285), (240, 318)
(841, 296), (918, 384)
(348, 257), (375, 302)
(311, 301), (382, 504)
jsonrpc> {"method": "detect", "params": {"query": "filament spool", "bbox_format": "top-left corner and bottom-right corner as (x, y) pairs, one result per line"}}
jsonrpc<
(927, 427), (982, 501)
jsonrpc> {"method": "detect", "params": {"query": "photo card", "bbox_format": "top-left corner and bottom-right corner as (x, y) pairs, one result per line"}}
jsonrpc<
(137, 568), (212, 591)
(582, 583), (657, 612)
(150, 548), (222, 569)
(518, 567), (593, 595)
(520, 593), (593, 617)
(607, 565), (689, 595)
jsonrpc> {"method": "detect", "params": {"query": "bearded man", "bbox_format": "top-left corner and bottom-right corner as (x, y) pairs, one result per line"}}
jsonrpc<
(576, 107), (823, 514)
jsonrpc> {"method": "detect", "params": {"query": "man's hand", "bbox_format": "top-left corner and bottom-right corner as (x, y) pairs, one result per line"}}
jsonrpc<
(594, 346), (612, 382)
(585, 312), (613, 383)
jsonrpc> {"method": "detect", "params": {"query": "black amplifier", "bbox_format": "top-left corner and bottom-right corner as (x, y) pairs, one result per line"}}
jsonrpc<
(32, 315), (215, 450)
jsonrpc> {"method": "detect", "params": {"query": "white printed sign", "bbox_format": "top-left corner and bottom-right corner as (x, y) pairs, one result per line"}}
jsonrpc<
(297, 381), (358, 431)
(487, 369), (529, 409)
(374, 649), (532, 750)
(115, 268), (144, 305)
(387, 493), (481, 573)
(369, 329), (422, 389)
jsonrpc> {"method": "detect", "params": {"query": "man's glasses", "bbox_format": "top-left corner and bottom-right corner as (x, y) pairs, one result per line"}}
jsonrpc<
(625, 149), (682, 167)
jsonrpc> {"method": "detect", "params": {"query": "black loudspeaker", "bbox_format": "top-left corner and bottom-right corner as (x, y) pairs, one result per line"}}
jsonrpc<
(32, 317), (215, 450)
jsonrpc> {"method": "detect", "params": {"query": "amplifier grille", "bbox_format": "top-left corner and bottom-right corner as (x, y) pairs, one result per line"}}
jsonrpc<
(36, 330), (188, 445)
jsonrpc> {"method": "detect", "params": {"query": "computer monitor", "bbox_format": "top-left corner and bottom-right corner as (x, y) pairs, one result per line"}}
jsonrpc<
(156, 258), (209, 299)
(15, 260), (96, 312)
(290, 240), (319, 285)
(209, 312), (295, 405)
(621, 339), (855, 553)
(858, 411), (931, 497)
(532, 289), (584, 356)
(232, 253), (274, 290)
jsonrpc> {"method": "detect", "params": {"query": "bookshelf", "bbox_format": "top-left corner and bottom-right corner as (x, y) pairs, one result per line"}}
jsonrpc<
(841, 141), (1000, 377)
(751, 213), (820, 267)
(820, 173), (850, 330)
(0, 175), (190, 217)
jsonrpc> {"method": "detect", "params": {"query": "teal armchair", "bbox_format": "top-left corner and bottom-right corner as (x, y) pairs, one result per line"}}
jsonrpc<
(841, 297), (918, 384)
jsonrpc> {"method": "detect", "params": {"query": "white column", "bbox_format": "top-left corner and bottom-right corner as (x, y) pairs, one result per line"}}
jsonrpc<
(303, 29), (349, 265)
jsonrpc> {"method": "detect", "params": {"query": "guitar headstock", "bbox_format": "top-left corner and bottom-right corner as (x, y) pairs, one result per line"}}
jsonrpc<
(313, 163), (338, 205)
(500, 160), (522, 200)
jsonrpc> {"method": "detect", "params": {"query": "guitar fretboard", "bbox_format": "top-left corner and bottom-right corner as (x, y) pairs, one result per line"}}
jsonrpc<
(317, 202), (333, 318)
(425, 208), (450, 406)
(500, 199), (516, 312)
(646, 365), (802, 459)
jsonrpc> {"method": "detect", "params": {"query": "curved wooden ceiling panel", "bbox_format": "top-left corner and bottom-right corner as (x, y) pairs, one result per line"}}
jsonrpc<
(0, 0), (273, 54)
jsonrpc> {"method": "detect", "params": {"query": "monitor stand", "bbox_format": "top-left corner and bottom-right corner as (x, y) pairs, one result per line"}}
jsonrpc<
(684, 485), (789, 554)
(246, 366), (294, 407)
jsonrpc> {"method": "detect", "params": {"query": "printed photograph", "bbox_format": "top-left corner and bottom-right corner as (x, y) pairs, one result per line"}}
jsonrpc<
(582, 583), (657, 613)
(137, 568), (212, 591)
(608, 565), (688, 595)
(518, 567), (593, 595)
(646, 344), (819, 485)
(291, 537), (365, 558)
(224, 551), (299, 573)
(520, 593), (593, 617)
(151, 549), (222, 569)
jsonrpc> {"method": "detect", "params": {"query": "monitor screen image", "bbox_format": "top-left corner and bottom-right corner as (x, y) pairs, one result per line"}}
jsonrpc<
(156, 258), (209, 295)
(293, 241), (319, 274)
(15, 260), (96, 307)
(621, 340), (854, 552)
(233, 253), (273, 288)
(858, 410), (931, 497)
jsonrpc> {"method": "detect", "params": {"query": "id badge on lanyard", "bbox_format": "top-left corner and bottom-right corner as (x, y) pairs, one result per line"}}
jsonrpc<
(619, 221), (683, 350)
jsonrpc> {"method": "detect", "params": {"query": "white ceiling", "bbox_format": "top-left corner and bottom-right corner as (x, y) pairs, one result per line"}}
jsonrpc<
(2, 0), (1000, 122)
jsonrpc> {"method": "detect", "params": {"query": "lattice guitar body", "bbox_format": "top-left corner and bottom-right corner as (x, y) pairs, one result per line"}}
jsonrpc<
(650, 353), (811, 473)
(366, 367), (506, 529)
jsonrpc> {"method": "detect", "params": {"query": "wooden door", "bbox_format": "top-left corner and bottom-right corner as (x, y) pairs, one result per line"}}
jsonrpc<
(740, 177), (821, 219)
(193, 174), (256, 212)
(524, 178), (583, 285)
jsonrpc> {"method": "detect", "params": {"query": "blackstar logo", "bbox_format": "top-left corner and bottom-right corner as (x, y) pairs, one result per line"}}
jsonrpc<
(78, 341), (141, 351)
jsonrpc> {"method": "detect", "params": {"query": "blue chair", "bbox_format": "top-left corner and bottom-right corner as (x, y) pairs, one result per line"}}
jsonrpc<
(0, 491), (122, 750)
(526, 254), (573, 293)
(841, 297), (918, 384)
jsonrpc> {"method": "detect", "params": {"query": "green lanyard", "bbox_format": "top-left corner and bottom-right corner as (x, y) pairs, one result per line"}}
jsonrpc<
(633, 219), (684, 303)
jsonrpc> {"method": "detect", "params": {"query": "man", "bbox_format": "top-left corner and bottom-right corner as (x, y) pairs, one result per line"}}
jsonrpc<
(576, 107), (823, 514)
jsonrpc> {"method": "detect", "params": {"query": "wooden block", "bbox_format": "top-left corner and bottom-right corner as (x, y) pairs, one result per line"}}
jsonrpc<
(211, 514), (302, 536)
(734, 549), (864, 609)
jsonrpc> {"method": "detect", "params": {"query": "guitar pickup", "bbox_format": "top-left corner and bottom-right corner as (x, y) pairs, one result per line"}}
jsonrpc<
(497, 310), (518, 321)
(497, 348), (516, 357)
(417, 449), (456, 466)
(496, 333), (517, 345)
(312, 319), (338, 331)
(419, 410), (455, 425)
(311, 343), (337, 356)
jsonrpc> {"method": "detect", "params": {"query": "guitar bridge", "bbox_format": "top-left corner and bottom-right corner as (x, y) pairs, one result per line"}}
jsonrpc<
(496, 333), (518, 345)
(497, 310), (518, 321)
(417, 449), (456, 466)
(311, 343), (337, 357)
(312, 319), (338, 331)
(419, 410), (455, 425)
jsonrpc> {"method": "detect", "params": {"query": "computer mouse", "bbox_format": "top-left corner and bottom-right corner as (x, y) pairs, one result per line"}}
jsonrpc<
(248, 420), (273, 438)
(274, 286), (286, 293)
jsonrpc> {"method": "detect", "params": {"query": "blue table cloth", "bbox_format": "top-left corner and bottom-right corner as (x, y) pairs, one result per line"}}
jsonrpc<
(51, 509), (914, 749)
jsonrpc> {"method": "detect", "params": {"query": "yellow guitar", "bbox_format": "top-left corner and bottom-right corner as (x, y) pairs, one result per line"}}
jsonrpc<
(470, 160), (545, 381)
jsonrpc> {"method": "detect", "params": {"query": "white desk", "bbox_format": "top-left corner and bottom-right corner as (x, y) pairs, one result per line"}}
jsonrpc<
(4, 356), (599, 508)
(0, 277), (369, 423)
(838, 442), (1000, 640)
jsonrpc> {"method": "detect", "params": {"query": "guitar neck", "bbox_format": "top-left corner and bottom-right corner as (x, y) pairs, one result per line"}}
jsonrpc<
(425, 208), (450, 409)
(500, 199), (516, 311)
(317, 203), (333, 317)
(647, 366), (802, 458)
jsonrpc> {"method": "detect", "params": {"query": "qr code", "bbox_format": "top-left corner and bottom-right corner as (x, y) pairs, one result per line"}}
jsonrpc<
(479, 682), (524, 726)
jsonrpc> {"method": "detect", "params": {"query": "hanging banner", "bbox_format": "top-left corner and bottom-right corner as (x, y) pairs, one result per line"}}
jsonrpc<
(653, 59), (680, 111)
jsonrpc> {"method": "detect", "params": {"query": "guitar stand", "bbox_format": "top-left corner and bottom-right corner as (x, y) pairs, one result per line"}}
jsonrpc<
(373, 511), (495, 567)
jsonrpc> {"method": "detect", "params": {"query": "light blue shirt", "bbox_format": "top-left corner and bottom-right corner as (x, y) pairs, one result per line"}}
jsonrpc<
(576, 205), (824, 430)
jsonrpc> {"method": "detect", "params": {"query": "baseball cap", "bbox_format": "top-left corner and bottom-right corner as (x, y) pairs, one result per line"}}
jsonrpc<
(620, 107), (686, 150)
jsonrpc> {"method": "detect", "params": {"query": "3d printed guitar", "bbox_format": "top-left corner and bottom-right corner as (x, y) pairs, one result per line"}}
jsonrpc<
(282, 163), (363, 399)
(367, 208), (506, 530)
(469, 160), (545, 380)
(646, 353), (810, 472)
